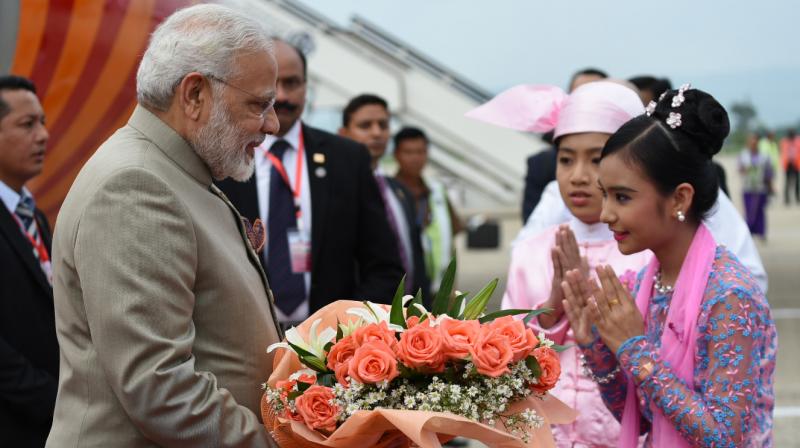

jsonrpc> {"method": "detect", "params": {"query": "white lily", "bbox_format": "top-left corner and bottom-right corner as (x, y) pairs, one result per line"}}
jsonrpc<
(266, 319), (336, 360)
(338, 317), (365, 337)
(412, 303), (431, 317)
(347, 301), (404, 332)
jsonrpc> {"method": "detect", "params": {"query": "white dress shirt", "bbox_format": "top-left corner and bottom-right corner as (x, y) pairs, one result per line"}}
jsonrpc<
(515, 180), (769, 293)
(256, 120), (313, 322)
(0, 180), (28, 215)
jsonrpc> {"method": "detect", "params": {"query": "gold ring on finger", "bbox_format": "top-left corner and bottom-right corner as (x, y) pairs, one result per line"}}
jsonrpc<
(609, 298), (620, 306)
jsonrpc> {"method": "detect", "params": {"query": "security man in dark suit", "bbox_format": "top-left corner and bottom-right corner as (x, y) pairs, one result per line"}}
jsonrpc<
(338, 94), (430, 301)
(0, 75), (58, 447)
(216, 40), (403, 325)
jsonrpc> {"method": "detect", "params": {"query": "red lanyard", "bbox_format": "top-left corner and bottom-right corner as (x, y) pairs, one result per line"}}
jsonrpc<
(10, 212), (50, 263)
(265, 131), (305, 223)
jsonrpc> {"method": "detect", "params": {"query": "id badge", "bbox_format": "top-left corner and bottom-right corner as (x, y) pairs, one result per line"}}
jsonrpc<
(287, 228), (311, 273)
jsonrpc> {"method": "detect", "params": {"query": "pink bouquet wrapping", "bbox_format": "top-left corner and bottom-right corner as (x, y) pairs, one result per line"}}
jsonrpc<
(262, 268), (577, 447)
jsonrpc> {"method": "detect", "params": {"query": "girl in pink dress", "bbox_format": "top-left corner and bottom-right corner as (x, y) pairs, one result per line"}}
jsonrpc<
(469, 81), (651, 447)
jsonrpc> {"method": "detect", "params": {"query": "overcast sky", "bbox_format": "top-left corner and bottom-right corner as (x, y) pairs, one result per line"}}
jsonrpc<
(313, 0), (800, 128)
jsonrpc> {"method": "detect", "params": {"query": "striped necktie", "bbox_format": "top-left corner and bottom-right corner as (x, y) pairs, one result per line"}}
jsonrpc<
(15, 193), (40, 250)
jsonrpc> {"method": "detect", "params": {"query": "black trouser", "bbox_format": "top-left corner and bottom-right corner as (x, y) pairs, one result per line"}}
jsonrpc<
(786, 165), (799, 204)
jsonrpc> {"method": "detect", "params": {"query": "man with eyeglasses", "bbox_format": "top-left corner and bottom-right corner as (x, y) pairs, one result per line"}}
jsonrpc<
(47, 5), (281, 447)
(217, 39), (403, 326)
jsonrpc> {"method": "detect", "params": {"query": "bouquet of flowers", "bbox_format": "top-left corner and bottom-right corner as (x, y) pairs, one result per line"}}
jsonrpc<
(262, 262), (576, 447)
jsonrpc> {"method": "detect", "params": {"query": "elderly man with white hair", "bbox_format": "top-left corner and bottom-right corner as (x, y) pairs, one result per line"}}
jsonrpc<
(47, 5), (282, 447)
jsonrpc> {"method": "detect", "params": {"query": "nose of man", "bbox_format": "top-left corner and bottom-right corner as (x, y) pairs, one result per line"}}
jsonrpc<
(261, 108), (280, 135)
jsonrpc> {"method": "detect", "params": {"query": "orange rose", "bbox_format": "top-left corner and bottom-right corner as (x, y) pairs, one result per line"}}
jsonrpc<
(294, 385), (340, 432)
(489, 316), (539, 362)
(439, 318), (480, 360)
(531, 347), (561, 393)
(469, 327), (513, 377)
(326, 335), (357, 372)
(347, 341), (400, 384)
(352, 321), (397, 349)
(406, 315), (420, 328)
(275, 373), (315, 421)
(396, 321), (445, 372)
(334, 362), (350, 386)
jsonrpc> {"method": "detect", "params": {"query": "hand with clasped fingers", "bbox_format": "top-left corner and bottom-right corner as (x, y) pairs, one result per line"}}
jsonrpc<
(561, 265), (645, 353)
(538, 224), (589, 329)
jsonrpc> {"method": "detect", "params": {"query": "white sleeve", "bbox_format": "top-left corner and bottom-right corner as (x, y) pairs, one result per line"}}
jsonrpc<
(513, 181), (570, 246)
(704, 188), (768, 293)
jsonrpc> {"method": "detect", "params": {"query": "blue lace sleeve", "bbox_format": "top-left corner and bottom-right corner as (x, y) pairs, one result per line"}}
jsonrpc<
(616, 286), (775, 447)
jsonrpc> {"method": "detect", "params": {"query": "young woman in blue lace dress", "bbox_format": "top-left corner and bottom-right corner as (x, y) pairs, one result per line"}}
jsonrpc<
(561, 85), (777, 447)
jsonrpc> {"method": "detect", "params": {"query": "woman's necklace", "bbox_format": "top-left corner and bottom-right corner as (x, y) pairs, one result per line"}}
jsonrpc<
(653, 270), (674, 295)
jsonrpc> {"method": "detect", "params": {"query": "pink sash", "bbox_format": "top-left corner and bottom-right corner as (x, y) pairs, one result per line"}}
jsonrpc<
(619, 224), (717, 447)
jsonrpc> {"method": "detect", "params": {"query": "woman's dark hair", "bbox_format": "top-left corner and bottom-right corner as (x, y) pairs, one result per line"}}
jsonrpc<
(601, 87), (730, 221)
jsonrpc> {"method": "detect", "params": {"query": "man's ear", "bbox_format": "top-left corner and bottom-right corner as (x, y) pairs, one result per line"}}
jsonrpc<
(337, 127), (348, 137)
(177, 72), (208, 121)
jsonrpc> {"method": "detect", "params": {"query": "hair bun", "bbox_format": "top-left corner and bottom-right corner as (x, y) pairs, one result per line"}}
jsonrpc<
(653, 88), (730, 159)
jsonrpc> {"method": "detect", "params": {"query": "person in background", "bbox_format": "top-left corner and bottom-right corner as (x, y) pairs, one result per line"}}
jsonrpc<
(473, 80), (649, 447)
(0, 74), (58, 447)
(739, 133), (774, 239)
(393, 126), (463, 290)
(338, 94), (429, 298)
(628, 75), (672, 105)
(758, 130), (780, 175)
(521, 68), (608, 222)
(217, 40), (403, 325)
(780, 129), (800, 205)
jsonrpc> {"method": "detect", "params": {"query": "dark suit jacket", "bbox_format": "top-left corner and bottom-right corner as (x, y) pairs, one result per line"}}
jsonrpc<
(522, 147), (557, 222)
(217, 123), (404, 314)
(0, 203), (58, 447)
(384, 177), (430, 301)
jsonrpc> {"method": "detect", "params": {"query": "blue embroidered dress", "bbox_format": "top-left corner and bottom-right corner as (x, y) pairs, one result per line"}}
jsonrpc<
(581, 247), (777, 447)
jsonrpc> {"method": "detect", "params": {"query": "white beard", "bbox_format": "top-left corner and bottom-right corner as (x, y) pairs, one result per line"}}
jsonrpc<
(191, 100), (264, 182)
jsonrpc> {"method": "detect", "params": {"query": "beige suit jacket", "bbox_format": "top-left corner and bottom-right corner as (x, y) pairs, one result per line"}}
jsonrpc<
(46, 106), (282, 447)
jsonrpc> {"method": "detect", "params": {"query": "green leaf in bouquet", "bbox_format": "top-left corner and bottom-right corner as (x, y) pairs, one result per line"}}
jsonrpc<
(287, 341), (328, 372)
(287, 390), (303, 401)
(432, 259), (457, 316)
(448, 292), (468, 318)
(297, 380), (312, 392)
(406, 289), (424, 318)
(398, 363), (426, 381)
(477, 308), (534, 324)
(525, 355), (542, 378)
(523, 308), (552, 326)
(461, 278), (498, 320)
(317, 373), (336, 387)
(551, 343), (572, 353)
(336, 319), (343, 341)
(390, 275), (408, 329)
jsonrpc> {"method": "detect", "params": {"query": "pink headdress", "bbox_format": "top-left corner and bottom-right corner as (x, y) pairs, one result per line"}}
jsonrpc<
(465, 81), (644, 139)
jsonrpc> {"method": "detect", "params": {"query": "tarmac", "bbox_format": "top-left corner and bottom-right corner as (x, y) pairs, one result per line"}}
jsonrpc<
(453, 155), (800, 446)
